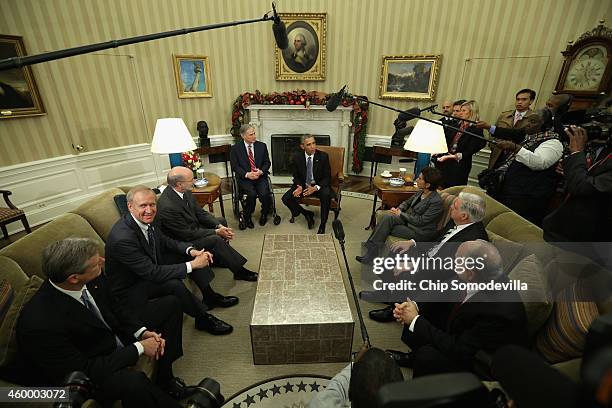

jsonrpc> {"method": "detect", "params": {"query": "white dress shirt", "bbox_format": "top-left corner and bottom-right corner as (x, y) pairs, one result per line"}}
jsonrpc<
(49, 281), (146, 355)
(515, 139), (564, 171)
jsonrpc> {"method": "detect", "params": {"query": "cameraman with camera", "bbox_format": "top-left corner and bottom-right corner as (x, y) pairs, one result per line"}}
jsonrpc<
(542, 122), (612, 255)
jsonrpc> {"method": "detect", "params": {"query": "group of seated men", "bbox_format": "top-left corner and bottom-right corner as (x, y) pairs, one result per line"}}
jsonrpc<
(230, 123), (335, 234)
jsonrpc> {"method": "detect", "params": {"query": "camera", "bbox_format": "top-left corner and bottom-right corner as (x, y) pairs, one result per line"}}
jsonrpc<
(53, 371), (92, 408)
(185, 377), (224, 408)
(562, 100), (612, 142)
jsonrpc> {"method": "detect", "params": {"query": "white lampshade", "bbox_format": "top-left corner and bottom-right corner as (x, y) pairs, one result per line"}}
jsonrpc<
(150, 118), (196, 153)
(403, 119), (448, 154)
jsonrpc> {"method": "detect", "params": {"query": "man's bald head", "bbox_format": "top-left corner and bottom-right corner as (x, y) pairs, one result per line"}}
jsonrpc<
(455, 240), (503, 282)
(167, 166), (194, 191)
(546, 94), (572, 113)
(441, 100), (453, 115)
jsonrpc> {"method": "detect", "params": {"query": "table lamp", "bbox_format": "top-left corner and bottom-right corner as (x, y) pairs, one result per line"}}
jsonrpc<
(150, 118), (197, 168)
(403, 119), (448, 154)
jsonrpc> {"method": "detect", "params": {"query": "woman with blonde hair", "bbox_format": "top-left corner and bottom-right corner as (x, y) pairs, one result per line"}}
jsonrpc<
(434, 99), (486, 187)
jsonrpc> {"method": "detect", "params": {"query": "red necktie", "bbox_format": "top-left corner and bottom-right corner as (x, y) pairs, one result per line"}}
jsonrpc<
(247, 144), (256, 172)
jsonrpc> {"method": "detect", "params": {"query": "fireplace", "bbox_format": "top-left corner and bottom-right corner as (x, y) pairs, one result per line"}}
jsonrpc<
(246, 104), (353, 183)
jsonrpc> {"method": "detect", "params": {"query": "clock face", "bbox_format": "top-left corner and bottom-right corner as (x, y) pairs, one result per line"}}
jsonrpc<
(564, 45), (607, 91)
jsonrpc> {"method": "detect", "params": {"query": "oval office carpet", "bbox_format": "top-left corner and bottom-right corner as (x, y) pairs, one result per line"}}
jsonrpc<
(222, 374), (331, 407)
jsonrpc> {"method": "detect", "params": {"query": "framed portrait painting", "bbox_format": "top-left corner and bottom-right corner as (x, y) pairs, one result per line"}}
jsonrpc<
(275, 13), (327, 81)
(173, 55), (212, 98)
(0, 35), (45, 119)
(379, 55), (441, 101)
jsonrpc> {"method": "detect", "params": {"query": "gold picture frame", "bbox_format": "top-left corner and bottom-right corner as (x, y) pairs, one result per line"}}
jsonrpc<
(173, 54), (212, 98)
(0, 35), (46, 119)
(379, 55), (441, 101)
(275, 13), (327, 81)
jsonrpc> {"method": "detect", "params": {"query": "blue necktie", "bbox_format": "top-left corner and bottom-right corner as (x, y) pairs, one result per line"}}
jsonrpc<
(81, 289), (124, 348)
(147, 225), (157, 264)
(306, 156), (314, 185)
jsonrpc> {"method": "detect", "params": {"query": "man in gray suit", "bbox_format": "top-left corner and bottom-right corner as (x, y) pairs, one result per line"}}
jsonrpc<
(157, 167), (258, 284)
(357, 167), (444, 264)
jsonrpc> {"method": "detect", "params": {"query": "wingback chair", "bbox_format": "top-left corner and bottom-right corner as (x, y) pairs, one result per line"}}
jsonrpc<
(0, 190), (31, 239)
(293, 145), (345, 220)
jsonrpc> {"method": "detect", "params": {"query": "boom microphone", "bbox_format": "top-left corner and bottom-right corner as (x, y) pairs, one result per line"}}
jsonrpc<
(271, 2), (288, 50)
(326, 85), (348, 112)
(332, 220), (370, 347)
(332, 219), (345, 243)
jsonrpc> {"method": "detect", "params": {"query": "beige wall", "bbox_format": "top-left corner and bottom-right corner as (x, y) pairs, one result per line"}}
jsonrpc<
(1, 0), (610, 167)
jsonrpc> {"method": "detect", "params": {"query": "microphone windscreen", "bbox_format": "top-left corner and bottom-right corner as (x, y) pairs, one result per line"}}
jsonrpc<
(492, 345), (577, 408)
(326, 85), (346, 112)
(272, 19), (288, 50)
(397, 107), (421, 122)
(332, 219), (345, 241)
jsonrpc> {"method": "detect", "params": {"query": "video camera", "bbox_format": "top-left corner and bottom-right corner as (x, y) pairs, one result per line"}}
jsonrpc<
(563, 106), (612, 142)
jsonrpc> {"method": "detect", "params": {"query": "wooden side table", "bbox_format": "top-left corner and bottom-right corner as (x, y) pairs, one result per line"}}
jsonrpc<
(192, 172), (225, 218)
(366, 173), (419, 229)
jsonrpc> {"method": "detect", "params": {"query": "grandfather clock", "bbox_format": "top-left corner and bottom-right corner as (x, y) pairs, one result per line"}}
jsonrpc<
(554, 20), (612, 111)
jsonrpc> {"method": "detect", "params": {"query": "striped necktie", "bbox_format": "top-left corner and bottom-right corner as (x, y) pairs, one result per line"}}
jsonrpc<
(247, 144), (256, 172)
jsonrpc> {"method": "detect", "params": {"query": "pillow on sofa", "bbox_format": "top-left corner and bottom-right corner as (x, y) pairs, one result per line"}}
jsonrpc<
(71, 188), (125, 241)
(487, 230), (526, 274)
(0, 280), (15, 324)
(535, 283), (599, 364)
(0, 275), (43, 367)
(507, 254), (552, 339)
(114, 194), (129, 216)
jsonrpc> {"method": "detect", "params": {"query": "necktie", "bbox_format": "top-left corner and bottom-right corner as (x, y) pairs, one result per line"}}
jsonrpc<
(306, 156), (314, 185)
(513, 111), (521, 126)
(247, 144), (256, 172)
(446, 289), (467, 331)
(147, 225), (157, 264)
(81, 289), (124, 348)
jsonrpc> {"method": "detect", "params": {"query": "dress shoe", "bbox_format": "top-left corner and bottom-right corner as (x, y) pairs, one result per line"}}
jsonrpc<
(246, 218), (254, 229)
(204, 294), (239, 310)
(161, 376), (192, 400)
(355, 252), (376, 264)
(368, 305), (395, 323)
(317, 224), (326, 234)
(385, 349), (415, 368)
(234, 268), (258, 281)
(304, 211), (315, 229)
(195, 314), (233, 335)
(259, 213), (268, 226)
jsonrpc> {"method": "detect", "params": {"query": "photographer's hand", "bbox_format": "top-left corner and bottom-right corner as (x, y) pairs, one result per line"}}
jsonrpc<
(567, 125), (587, 153)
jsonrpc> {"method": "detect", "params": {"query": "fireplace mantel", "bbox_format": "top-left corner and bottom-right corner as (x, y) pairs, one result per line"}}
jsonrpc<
(246, 104), (353, 183)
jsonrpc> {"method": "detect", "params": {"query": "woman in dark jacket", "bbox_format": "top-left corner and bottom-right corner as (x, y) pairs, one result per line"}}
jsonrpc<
(434, 100), (486, 187)
(356, 167), (444, 263)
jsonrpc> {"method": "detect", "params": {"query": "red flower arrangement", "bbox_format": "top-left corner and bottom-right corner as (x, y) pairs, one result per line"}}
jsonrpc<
(230, 90), (369, 173)
(181, 150), (202, 171)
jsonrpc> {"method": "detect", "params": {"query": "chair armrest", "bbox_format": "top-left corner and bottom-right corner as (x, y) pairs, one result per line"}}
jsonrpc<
(0, 190), (18, 210)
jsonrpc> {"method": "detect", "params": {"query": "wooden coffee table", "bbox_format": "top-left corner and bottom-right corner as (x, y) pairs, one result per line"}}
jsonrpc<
(191, 172), (225, 218)
(366, 172), (419, 229)
(250, 234), (354, 364)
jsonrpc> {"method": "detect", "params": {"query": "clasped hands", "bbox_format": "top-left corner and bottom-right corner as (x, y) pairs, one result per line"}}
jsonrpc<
(140, 330), (166, 360)
(215, 225), (234, 240)
(392, 299), (419, 325)
(292, 184), (317, 197)
(246, 168), (264, 180)
(189, 249), (213, 269)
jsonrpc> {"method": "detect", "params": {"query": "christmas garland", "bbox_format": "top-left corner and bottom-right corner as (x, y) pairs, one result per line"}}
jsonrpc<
(230, 90), (369, 173)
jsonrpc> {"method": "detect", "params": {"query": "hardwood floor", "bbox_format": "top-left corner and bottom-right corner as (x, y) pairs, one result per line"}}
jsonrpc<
(0, 176), (375, 250)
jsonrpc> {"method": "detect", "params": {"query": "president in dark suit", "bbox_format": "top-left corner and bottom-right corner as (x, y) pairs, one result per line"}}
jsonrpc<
(105, 186), (233, 335)
(389, 240), (527, 377)
(157, 166), (258, 283)
(368, 191), (489, 323)
(230, 124), (272, 228)
(281, 135), (334, 234)
(16, 238), (188, 407)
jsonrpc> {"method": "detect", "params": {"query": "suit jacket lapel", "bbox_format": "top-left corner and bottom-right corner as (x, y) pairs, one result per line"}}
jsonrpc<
(43, 281), (109, 331)
(123, 214), (156, 261)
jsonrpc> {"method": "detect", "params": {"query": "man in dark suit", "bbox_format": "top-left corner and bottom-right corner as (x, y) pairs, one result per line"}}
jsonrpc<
(157, 166), (259, 283)
(368, 191), (489, 323)
(16, 238), (188, 407)
(230, 124), (272, 228)
(388, 240), (527, 377)
(105, 186), (233, 335)
(281, 135), (334, 234)
(543, 125), (612, 263)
